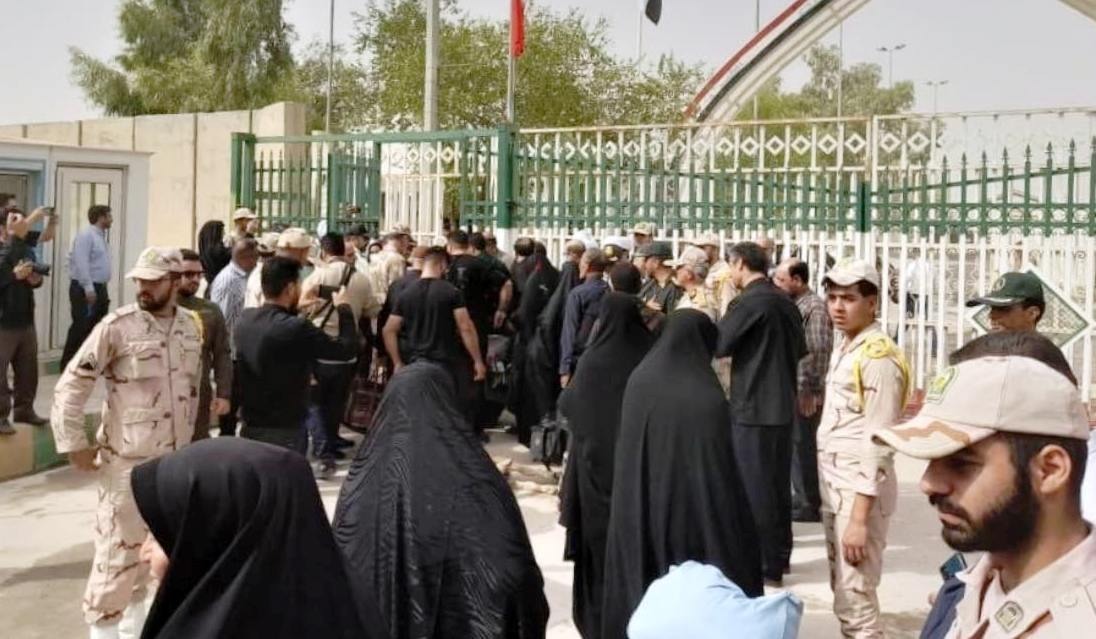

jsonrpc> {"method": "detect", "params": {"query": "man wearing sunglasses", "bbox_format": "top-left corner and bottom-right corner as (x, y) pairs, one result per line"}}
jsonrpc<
(177, 249), (232, 440)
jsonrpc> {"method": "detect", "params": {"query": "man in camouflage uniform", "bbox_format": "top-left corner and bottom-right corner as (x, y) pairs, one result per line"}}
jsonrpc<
(176, 249), (232, 439)
(671, 245), (719, 321)
(817, 259), (910, 638)
(51, 247), (203, 639)
(692, 233), (735, 318)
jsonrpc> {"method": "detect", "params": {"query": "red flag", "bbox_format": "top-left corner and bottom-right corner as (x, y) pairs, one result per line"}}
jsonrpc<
(510, 0), (525, 58)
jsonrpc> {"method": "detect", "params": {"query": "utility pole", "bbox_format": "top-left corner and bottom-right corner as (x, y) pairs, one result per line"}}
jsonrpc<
(424, 0), (439, 130)
(636, 0), (644, 62)
(877, 43), (906, 88)
(925, 80), (949, 116)
(325, 0), (335, 133)
(836, 20), (844, 118)
(752, 0), (760, 120)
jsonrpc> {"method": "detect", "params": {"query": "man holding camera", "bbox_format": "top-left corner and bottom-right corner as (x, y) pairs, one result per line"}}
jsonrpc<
(0, 204), (56, 434)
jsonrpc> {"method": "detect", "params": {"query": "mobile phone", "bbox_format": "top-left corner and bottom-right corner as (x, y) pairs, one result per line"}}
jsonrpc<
(939, 552), (967, 581)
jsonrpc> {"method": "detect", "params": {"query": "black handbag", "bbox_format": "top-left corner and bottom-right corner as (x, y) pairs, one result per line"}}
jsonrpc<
(484, 334), (512, 404)
(529, 412), (567, 468)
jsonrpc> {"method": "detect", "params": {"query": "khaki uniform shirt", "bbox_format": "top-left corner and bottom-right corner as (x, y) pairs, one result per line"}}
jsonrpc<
(244, 266), (264, 309)
(817, 322), (907, 497)
(676, 286), (719, 321)
(947, 528), (1096, 638)
(51, 304), (203, 459)
(369, 248), (406, 307)
(705, 259), (737, 319)
(303, 259), (381, 338)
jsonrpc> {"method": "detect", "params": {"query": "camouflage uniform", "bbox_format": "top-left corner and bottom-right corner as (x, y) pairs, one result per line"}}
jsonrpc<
(817, 321), (909, 638)
(676, 286), (719, 322)
(50, 248), (202, 627)
(705, 259), (737, 319)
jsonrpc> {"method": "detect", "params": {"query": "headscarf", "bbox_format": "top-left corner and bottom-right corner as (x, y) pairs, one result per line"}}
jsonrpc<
(557, 292), (652, 637)
(197, 220), (231, 286)
(132, 438), (371, 639)
(333, 362), (549, 639)
(600, 310), (763, 638)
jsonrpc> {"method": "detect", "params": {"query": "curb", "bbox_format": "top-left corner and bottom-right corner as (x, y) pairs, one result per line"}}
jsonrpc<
(0, 414), (99, 482)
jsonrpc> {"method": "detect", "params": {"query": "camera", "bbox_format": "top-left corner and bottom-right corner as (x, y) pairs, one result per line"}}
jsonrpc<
(30, 262), (51, 277)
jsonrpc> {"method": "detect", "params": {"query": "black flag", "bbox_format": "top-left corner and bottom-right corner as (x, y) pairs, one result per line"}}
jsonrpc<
(645, 0), (662, 25)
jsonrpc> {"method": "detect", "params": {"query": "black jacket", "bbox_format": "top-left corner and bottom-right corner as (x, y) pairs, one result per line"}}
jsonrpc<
(715, 278), (807, 426)
(0, 236), (39, 329)
(235, 304), (358, 432)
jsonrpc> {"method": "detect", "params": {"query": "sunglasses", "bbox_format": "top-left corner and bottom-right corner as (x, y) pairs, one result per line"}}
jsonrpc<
(181, 270), (204, 278)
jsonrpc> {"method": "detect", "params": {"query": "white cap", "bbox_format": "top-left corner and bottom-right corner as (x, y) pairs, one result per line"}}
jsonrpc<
(823, 258), (881, 290)
(874, 356), (1091, 460)
(232, 207), (257, 222)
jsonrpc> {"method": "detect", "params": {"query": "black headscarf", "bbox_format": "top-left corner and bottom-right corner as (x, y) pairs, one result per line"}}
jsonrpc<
(557, 292), (652, 638)
(510, 253), (560, 443)
(333, 362), (549, 639)
(197, 220), (232, 288)
(131, 438), (370, 639)
(600, 310), (763, 639)
(522, 260), (581, 426)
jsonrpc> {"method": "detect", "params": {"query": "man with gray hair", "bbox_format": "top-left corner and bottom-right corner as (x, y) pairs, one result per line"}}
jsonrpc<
(671, 245), (718, 321)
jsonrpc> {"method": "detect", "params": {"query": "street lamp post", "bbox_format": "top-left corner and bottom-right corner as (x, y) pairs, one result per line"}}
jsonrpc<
(877, 43), (907, 88)
(325, 0), (335, 133)
(753, 0), (760, 120)
(925, 80), (949, 116)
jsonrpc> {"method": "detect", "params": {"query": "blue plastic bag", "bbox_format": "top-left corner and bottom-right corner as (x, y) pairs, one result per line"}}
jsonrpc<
(627, 562), (802, 639)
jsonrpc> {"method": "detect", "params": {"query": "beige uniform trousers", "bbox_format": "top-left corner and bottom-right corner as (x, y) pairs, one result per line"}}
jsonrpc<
(820, 453), (897, 639)
(83, 452), (150, 625)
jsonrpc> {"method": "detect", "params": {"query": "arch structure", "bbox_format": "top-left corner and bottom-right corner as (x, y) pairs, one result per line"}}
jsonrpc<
(688, 0), (1096, 124)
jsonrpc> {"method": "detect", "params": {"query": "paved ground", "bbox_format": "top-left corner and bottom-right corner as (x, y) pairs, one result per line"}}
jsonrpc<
(0, 428), (950, 638)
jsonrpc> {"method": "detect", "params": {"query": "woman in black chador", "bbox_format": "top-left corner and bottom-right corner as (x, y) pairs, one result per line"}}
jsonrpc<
(334, 362), (550, 639)
(600, 309), (763, 639)
(558, 292), (653, 638)
(132, 438), (371, 639)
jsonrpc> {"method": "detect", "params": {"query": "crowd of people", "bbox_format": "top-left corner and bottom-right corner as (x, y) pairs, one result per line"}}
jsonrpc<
(17, 203), (1096, 638)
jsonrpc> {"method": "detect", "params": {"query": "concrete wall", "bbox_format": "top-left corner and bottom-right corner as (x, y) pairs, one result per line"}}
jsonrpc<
(1, 102), (306, 250)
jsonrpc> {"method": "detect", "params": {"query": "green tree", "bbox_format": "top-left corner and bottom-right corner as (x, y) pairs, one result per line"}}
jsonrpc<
(348, 0), (707, 131)
(70, 0), (296, 116)
(749, 45), (915, 120)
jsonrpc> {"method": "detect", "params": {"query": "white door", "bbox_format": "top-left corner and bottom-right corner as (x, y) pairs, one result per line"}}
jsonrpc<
(50, 167), (125, 351)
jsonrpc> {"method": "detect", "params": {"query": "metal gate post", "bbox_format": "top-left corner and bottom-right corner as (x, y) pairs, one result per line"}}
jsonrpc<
(230, 132), (257, 208)
(495, 126), (515, 248)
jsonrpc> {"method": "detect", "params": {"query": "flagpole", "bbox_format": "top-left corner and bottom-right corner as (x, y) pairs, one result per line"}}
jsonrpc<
(637, 0), (643, 61)
(507, 47), (516, 123)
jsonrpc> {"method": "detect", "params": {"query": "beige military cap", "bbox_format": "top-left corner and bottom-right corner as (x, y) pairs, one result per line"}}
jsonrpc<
(630, 222), (655, 237)
(126, 247), (183, 281)
(276, 227), (312, 249)
(874, 356), (1090, 460)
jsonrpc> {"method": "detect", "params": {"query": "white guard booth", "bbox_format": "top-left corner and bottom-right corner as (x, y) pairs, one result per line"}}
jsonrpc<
(0, 138), (150, 368)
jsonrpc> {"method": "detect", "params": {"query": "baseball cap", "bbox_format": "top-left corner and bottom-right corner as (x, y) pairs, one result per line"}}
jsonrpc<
(635, 241), (674, 261)
(873, 356), (1090, 460)
(386, 223), (411, 237)
(668, 245), (711, 274)
(277, 227), (312, 250)
(822, 258), (881, 290)
(232, 207), (257, 222)
(630, 222), (655, 237)
(257, 232), (280, 256)
(126, 247), (183, 281)
(966, 271), (1045, 308)
(690, 233), (722, 249)
(603, 235), (635, 253)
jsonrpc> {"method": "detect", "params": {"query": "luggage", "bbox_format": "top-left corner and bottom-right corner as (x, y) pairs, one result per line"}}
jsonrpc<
(343, 363), (387, 434)
(529, 411), (567, 468)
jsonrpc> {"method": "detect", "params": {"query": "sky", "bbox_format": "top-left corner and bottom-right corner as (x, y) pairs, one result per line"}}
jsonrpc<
(3, 0), (1096, 125)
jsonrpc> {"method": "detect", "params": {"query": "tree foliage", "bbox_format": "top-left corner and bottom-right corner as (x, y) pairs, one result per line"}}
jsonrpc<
(749, 45), (915, 120)
(344, 0), (707, 130)
(70, 0), (296, 116)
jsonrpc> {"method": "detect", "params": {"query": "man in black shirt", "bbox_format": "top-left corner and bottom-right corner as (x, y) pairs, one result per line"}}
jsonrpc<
(383, 247), (487, 424)
(0, 206), (55, 433)
(234, 256), (358, 452)
(715, 240), (807, 587)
